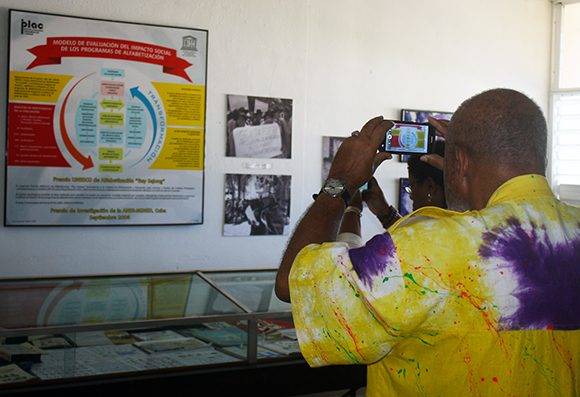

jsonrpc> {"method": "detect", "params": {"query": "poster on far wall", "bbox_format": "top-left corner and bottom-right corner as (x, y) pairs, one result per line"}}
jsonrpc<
(321, 136), (346, 183)
(226, 95), (292, 159)
(398, 178), (413, 216)
(5, 10), (207, 225)
(223, 174), (291, 237)
(399, 109), (453, 162)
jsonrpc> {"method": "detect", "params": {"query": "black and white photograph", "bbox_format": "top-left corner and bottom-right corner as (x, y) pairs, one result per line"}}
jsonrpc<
(399, 178), (413, 216)
(223, 174), (291, 236)
(321, 136), (347, 183)
(226, 95), (293, 159)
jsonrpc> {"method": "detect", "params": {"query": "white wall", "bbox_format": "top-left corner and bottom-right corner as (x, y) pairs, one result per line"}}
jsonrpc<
(0, 0), (551, 277)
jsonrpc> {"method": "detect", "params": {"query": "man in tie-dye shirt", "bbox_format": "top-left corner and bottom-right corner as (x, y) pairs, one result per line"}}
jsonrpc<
(276, 89), (579, 396)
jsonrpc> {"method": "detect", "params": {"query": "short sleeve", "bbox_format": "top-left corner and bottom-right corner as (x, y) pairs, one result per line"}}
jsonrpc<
(289, 231), (446, 367)
(289, 242), (395, 366)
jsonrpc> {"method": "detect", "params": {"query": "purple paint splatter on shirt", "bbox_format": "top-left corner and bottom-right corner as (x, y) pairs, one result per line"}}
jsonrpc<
(349, 233), (397, 289)
(479, 217), (580, 330)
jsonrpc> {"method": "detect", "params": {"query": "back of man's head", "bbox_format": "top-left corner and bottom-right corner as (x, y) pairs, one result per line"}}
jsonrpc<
(449, 88), (547, 174)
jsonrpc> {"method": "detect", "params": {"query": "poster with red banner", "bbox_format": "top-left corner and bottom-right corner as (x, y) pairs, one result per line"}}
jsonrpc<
(5, 10), (207, 225)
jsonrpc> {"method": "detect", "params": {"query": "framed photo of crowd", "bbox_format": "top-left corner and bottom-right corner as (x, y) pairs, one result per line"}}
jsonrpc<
(226, 95), (293, 159)
(223, 174), (291, 237)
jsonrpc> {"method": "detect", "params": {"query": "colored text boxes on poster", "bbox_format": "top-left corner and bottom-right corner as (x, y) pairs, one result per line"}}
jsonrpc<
(99, 164), (123, 173)
(7, 103), (69, 167)
(99, 130), (124, 144)
(98, 147), (123, 161)
(126, 103), (146, 148)
(151, 128), (204, 170)
(101, 68), (125, 78)
(9, 71), (72, 103)
(152, 82), (205, 127)
(75, 99), (98, 147)
(100, 81), (124, 97)
(100, 99), (124, 110)
(99, 112), (124, 127)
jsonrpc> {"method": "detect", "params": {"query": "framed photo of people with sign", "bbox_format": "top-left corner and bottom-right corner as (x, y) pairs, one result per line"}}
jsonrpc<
(226, 94), (293, 159)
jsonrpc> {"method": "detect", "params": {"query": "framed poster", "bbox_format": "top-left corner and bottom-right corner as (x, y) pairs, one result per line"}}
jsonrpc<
(5, 10), (208, 225)
(399, 109), (452, 162)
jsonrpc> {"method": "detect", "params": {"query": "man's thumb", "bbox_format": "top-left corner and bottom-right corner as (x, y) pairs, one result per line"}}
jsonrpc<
(373, 152), (392, 172)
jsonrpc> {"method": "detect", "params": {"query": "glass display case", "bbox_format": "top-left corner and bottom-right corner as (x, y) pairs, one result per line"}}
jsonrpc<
(0, 270), (303, 393)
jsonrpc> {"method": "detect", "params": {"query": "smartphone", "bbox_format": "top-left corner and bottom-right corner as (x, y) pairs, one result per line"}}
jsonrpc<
(380, 121), (436, 155)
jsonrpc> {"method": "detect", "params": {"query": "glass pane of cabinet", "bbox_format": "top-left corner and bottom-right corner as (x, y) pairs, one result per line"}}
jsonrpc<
(0, 270), (298, 390)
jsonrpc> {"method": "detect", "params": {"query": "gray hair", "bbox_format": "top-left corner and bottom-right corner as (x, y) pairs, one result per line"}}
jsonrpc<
(448, 88), (547, 173)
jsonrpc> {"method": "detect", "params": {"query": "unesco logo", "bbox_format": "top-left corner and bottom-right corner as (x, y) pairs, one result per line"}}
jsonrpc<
(20, 19), (44, 35)
(180, 35), (198, 57)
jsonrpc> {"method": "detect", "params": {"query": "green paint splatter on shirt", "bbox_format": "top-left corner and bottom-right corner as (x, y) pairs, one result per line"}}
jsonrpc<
(403, 272), (439, 294)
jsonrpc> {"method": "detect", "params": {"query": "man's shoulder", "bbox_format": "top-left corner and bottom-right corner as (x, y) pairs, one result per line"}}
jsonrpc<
(390, 206), (483, 234)
(558, 199), (580, 219)
(387, 197), (579, 241)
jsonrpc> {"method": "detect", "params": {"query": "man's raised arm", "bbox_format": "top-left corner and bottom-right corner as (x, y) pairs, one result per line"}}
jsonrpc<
(275, 117), (392, 302)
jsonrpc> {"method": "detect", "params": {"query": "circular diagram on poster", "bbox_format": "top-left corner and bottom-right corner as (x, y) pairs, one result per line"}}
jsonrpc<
(54, 68), (166, 173)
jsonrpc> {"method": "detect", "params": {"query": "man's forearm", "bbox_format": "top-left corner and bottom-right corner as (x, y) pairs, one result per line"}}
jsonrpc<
(275, 194), (345, 302)
(339, 210), (361, 237)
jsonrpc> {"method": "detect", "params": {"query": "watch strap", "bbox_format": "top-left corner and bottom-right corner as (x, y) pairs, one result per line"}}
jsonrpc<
(314, 188), (350, 206)
(340, 188), (351, 206)
(316, 179), (351, 206)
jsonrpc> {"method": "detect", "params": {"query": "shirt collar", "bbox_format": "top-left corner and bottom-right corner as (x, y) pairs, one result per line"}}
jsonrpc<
(486, 174), (554, 208)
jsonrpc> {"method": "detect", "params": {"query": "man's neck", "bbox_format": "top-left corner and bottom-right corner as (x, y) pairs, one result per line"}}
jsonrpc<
(468, 165), (545, 210)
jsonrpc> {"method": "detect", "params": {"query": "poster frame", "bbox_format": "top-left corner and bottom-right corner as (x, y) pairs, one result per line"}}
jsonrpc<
(4, 9), (209, 227)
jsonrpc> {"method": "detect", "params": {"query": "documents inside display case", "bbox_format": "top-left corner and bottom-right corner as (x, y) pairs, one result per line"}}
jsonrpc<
(0, 270), (298, 391)
(203, 270), (292, 313)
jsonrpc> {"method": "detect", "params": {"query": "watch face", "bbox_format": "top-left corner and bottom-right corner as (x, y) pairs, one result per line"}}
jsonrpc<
(323, 178), (346, 197)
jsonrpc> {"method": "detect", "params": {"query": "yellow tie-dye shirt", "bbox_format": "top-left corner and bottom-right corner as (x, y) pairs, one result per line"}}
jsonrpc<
(289, 174), (579, 396)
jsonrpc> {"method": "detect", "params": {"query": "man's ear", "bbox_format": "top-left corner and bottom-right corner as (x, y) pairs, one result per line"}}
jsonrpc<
(425, 177), (437, 194)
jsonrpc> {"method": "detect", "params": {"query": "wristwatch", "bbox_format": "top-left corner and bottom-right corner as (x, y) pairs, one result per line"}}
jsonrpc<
(320, 178), (351, 206)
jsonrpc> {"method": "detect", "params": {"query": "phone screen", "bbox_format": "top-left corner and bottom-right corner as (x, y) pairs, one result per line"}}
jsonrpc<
(384, 122), (430, 154)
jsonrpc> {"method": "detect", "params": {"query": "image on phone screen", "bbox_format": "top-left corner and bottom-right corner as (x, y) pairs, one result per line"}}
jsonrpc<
(385, 123), (430, 154)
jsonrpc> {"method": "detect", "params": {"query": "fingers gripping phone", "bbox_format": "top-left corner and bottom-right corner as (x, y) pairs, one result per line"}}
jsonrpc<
(380, 121), (436, 155)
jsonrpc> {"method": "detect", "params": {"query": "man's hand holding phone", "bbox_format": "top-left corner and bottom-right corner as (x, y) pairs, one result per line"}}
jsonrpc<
(327, 117), (393, 195)
(420, 117), (449, 170)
